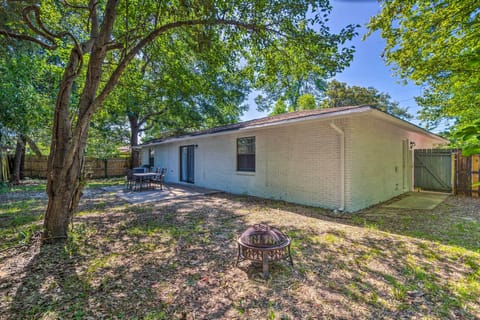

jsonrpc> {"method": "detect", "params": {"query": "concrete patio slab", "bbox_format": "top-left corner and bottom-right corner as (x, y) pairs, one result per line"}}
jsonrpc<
(384, 192), (449, 210)
(102, 183), (220, 204)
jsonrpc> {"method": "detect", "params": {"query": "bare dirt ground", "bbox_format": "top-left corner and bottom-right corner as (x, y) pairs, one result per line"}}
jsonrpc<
(0, 186), (479, 319)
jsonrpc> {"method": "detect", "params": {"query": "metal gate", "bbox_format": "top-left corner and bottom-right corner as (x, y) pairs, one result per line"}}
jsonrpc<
(414, 149), (452, 192)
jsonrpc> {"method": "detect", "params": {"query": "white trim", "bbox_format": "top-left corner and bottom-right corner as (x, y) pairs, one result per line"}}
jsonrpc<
(235, 171), (255, 176)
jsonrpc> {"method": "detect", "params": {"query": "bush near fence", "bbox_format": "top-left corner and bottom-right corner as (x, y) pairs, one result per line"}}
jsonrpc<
(23, 156), (129, 179)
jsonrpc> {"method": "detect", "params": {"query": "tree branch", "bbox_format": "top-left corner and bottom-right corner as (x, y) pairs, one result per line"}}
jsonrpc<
(1, 5), (84, 76)
(89, 0), (100, 40)
(62, 0), (89, 10)
(26, 136), (43, 157)
(0, 29), (56, 49)
(138, 108), (167, 127)
(22, 6), (57, 44)
(93, 18), (272, 111)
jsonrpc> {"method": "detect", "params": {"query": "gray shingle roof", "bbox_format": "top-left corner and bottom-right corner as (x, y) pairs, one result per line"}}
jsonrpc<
(144, 105), (368, 145)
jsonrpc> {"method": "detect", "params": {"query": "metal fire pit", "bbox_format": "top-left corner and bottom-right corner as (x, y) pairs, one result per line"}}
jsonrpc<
(236, 223), (293, 279)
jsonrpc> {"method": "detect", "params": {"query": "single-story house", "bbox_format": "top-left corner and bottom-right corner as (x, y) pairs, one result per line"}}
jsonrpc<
(139, 105), (448, 212)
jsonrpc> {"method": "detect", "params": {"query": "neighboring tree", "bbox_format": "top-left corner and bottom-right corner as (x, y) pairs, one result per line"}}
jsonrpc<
(255, 74), (332, 112)
(270, 99), (288, 115)
(0, 125), (13, 183)
(452, 120), (480, 156)
(0, 44), (56, 183)
(1, 1), (356, 242)
(297, 94), (317, 111)
(320, 80), (412, 119)
(268, 93), (318, 115)
(102, 34), (250, 167)
(368, 0), (479, 147)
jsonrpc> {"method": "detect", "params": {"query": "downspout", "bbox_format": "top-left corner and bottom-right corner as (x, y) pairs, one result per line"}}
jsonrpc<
(330, 122), (345, 211)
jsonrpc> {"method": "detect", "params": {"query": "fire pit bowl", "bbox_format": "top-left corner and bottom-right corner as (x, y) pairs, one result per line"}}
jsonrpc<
(236, 224), (293, 279)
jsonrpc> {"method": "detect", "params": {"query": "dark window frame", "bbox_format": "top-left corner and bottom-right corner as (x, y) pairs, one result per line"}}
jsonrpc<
(237, 136), (255, 172)
(148, 148), (154, 168)
(179, 145), (195, 183)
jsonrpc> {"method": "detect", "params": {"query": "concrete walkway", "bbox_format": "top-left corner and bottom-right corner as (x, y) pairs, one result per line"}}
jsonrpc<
(102, 183), (220, 204)
(384, 192), (450, 210)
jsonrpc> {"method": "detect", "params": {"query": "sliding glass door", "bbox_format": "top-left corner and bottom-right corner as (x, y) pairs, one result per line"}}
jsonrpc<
(180, 145), (195, 183)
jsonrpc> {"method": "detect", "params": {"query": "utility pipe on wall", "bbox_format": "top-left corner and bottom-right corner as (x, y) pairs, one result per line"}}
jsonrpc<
(330, 122), (345, 211)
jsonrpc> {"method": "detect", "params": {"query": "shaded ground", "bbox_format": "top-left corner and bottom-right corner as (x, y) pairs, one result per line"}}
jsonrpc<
(0, 182), (479, 319)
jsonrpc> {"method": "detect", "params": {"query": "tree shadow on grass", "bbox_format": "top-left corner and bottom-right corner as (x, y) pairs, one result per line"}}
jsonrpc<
(4, 193), (479, 319)
(222, 193), (480, 319)
(243, 193), (480, 252)
(7, 241), (91, 319)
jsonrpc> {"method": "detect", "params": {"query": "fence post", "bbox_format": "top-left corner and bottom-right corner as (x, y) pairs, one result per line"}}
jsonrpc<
(473, 155), (479, 198)
(104, 158), (108, 179)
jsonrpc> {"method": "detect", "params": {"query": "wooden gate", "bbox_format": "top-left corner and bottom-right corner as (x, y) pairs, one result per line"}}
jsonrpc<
(454, 152), (480, 197)
(414, 149), (452, 192)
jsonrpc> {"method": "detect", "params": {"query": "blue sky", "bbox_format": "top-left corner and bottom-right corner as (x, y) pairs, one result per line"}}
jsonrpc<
(241, 0), (424, 125)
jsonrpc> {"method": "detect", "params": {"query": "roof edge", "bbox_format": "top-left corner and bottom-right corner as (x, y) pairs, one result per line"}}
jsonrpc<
(369, 109), (448, 143)
(140, 106), (372, 148)
(140, 105), (449, 148)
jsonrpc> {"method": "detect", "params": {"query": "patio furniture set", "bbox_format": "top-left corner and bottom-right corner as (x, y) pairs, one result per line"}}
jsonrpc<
(125, 167), (166, 191)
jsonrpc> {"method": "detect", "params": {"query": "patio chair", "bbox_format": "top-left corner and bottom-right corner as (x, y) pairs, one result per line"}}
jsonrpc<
(125, 169), (138, 191)
(151, 167), (166, 190)
(132, 167), (146, 173)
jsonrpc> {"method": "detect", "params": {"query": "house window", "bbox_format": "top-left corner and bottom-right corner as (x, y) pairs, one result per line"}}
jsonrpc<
(237, 137), (255, 172)
(148, 148), (154, 168)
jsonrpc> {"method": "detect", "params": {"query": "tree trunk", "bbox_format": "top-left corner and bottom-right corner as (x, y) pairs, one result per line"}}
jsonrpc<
(26, 136), (43, 157)
(11, 135), (25, 184)
(43, 48), (83, 242)
(129, 115), (140, 168)
(43, 0), (119, 243)
(20, 139), (25, 179)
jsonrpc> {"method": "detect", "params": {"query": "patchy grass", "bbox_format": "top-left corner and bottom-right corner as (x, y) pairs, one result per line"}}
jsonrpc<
(0, 179), (46, 194)
(0, 190), (479, 319)
(85, 177), (124, 189)
(0, 192), (46, 250)
(0, 178), (124, 250)
(350, 195), (480, 252)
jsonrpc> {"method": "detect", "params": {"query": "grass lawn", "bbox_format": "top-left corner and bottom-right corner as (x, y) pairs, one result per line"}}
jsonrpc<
(0, 180), (479, 319)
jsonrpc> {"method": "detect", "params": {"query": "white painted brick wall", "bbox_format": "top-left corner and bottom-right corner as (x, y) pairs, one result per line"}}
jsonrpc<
(347, 115), (441, 211)
(143, 114), (443, 212)
(147, 118), (346, 210)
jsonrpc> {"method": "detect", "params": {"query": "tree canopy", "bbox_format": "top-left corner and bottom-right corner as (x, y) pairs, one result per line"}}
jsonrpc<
(368, 0), (479, 150)
(0, 44), (56, 150)
(0, 0), (357, 241)
(269, 80), (412, 119)
(320, 80), (412, 119)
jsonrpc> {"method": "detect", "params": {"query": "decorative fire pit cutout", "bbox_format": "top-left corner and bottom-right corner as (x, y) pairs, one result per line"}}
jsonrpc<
(236, 223), (293, 279)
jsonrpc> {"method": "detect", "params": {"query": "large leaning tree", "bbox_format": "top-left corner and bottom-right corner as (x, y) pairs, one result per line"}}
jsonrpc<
(0, 0), (356, 242)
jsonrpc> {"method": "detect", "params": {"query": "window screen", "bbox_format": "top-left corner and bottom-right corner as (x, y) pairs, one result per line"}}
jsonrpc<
(237, 137), (255, 172)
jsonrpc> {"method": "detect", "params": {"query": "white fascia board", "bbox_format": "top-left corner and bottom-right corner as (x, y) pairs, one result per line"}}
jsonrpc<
(139, 106), (372, 149)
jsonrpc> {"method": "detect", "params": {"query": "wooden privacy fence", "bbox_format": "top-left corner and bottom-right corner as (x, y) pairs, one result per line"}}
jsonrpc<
(454, 152), (480, 197)
(23, 156), (129, 179)
(413, 149), (479, 197)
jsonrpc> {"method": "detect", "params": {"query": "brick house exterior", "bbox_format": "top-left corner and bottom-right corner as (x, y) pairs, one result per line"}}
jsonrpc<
(140, 106), (447, 212)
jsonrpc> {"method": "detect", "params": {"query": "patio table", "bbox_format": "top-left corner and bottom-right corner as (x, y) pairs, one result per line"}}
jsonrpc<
(132, 172), (157, 191)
